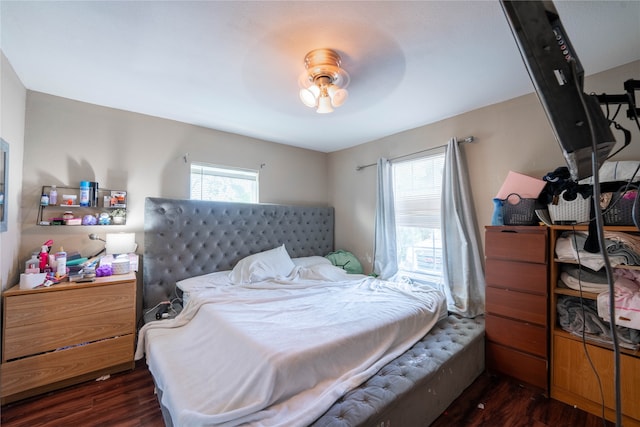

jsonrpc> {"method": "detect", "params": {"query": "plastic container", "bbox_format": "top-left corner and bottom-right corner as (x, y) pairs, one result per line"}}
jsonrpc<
(40, 194), (49, 206)
(55, 249), (67, 277)
(80, 181), (91, 207)
(25, 253), (40, 274)
(49, 185), (57, 205)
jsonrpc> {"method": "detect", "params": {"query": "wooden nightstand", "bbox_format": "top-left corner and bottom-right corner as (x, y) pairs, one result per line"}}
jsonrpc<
(1, 273), (137, 404)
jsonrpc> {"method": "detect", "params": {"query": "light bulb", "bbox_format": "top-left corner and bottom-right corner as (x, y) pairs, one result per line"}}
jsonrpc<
(299, 88), (317, 108)
(316, 96), (334, 114)
(328, 86), (348, 107)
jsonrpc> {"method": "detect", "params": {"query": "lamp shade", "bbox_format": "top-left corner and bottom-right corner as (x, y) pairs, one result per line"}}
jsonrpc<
(329, 86), (348, 107)
(316, 96), (334, 114)
(299, 88), (317, 108)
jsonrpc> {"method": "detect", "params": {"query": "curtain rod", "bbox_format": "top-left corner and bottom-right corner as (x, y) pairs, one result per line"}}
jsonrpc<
(355, 136), (475, 171)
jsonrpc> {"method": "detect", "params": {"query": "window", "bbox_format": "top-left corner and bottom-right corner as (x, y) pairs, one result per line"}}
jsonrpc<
(190, 163), (258, 203)
(393, 151), (445, 287)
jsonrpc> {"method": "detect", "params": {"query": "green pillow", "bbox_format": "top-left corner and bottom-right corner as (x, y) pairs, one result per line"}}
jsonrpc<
(325, 250), (363, 274)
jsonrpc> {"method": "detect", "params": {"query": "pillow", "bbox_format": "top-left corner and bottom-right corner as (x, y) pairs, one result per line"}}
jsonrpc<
(325, 250), (364, 274)
(229, 245), (295, 285)
(292, 256), (332, 268)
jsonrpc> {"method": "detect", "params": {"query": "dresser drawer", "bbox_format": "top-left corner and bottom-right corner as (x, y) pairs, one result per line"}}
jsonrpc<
(4, 282), (134, 329)
(486, 341), (547, 389)
(485, 259), (547, 294)
(485, 313), (547, 357)
(1, 335), (134, 399)
(485, 287), (547, 326)
(485, 228), (547, 263)
(4, 306), (134, 361)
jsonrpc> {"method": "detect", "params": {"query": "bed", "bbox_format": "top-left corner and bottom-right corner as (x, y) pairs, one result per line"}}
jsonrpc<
(139, 197), (485, 426)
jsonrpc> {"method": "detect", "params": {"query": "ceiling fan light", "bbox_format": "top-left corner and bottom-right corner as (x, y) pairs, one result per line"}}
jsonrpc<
(299, 48), (349, 113)
(329, 87), (348, 107)
(299, 88), (317, 108)
(316, 96), (334, 114)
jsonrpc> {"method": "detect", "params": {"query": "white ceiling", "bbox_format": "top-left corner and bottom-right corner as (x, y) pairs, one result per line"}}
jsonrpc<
(2, 1), (639, 152)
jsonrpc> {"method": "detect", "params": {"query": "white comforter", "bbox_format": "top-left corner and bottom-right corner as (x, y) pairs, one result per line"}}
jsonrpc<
(136, 265), (447, 427)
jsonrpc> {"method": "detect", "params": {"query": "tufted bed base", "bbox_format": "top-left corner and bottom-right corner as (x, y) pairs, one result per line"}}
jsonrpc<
(311, 314), (484, 426)
(143, 198), (485, 426)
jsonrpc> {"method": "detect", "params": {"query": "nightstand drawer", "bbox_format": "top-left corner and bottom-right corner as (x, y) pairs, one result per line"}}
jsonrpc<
(485, 313), (547, 357)
(485, 259), (547, 294)
(1, 335), (134, 399)
(485, 228), (547, 263)
(4, 282), (134, 328)
(4, 306), (134, 361)
(485, 287), (547, 326)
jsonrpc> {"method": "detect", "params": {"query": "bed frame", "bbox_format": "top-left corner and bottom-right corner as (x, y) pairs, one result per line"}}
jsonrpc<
(143, 197), (484, 426)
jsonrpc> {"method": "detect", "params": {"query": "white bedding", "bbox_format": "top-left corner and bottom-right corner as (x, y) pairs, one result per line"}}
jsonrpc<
(136, 264), (447, 427)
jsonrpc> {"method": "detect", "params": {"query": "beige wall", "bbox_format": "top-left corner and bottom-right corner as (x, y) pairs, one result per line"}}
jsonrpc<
(328, 60), (640, 273)
(19, 92), (329, 278)
(8, 59), (640, 284)
(1, 51), (27, 290)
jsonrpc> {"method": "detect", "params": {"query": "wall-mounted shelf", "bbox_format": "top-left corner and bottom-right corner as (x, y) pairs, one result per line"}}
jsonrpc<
(37, 185), (127, 226)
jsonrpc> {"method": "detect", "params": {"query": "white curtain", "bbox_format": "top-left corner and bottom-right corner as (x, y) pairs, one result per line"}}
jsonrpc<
(373, 158), (398, 279)
(441, 138), (486, 317)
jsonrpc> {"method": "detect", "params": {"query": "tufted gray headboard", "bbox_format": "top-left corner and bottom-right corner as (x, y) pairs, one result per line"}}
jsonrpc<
(143, 197), (334, 308)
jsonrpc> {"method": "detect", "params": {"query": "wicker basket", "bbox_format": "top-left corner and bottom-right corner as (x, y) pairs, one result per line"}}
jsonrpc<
(548, 191), (591, 225)
(502, 193), (537, 225)
(603, 188), (638, 226)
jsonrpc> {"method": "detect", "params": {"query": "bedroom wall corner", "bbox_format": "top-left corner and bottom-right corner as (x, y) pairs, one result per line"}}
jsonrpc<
(0, 51), (27, 292)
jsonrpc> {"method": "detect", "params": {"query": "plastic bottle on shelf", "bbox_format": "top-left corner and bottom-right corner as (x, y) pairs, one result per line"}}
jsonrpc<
(49, 185), (57, 205)
(55, 248), (67, 278)
(39, 245), (49, 272)
(80, 181), (90, 207)
(25, 253), (40, 274)
(40, 193), (49, 206)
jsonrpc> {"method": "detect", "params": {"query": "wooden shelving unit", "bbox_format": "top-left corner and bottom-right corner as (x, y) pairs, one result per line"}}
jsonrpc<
(549, 225), (640, 426)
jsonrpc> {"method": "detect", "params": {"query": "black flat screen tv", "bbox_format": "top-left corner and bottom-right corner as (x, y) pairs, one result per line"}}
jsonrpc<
(500, 0), (617, 181)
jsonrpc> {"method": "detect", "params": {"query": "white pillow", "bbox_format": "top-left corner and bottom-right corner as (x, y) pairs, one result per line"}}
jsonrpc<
(292, 256), (332, 268)
(229, 245), (295, 284)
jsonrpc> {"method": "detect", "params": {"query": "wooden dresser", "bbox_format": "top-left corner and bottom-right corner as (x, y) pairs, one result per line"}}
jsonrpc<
(484, 226), (549, 391)
(1, 273), (137, 404)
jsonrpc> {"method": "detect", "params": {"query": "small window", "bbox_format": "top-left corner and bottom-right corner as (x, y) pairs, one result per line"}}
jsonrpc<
(393, 151), (445, 287)
(190, 163), (259, 203)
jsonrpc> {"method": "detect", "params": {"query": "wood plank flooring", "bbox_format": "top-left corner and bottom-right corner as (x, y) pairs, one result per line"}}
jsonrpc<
(1, 361), (615, 427)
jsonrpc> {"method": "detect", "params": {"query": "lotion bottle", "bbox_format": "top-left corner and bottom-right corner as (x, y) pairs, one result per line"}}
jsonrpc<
(55, 248), (67, 278)
(49, 185), (58, 205)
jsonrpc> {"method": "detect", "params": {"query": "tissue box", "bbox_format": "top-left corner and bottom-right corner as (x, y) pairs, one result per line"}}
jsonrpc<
(112, 258), (130, 275)
(19, 273), (47, 290)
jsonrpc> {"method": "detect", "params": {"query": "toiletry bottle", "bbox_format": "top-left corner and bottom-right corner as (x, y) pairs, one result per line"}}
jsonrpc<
(49, 185), (58, 205)
(80, 181), (90, 207)
(40, 193), (49, 206)
(39, 245), (49, 272)
(55, 248), (67, 278)
(25, 253), (40, 274)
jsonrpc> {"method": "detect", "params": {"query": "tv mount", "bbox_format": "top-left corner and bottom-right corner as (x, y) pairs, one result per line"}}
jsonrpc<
(596, 78), (640, 160)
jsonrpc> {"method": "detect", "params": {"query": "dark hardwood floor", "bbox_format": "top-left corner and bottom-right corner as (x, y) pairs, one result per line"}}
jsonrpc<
(1, 361), (614, 427)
